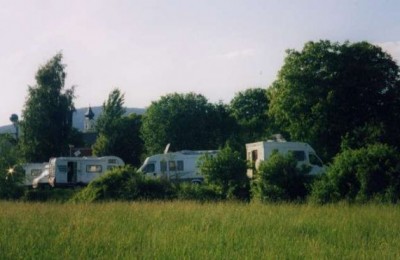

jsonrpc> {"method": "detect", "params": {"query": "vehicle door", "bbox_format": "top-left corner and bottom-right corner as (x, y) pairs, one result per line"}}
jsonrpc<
(67, 161), (78, 183)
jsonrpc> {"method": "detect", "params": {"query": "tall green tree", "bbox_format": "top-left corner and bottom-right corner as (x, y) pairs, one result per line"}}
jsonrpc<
(20, 53), (76, 162)
(230, 88), (270, 143)
(141, 93), (235, 155)
(199, 145), (249, 200)
(269, 40), (400, 160)
(93, 89), (143, 166)
(95, 88), (126, 135)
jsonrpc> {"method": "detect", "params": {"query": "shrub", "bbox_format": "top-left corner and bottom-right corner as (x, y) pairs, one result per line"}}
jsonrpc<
(0, 164), (25, 200)
(176, 182), (224, 201)
(71, 166), (176, 202)
(137, 178), (176, 200)
(0, 135), (24, 200)
(310, 143), (400, 204)
(252, 151), (312, 202)
(199, 145), (250, 201)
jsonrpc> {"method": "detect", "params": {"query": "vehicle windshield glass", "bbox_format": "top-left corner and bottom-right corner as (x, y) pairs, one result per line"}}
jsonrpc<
(142, 163), (155, 173)
(309, 153), (323, 167)
(290, 150), (306, 161)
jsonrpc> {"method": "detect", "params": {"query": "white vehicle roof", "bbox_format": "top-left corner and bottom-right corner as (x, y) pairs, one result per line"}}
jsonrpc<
(246, 141), (316, 152)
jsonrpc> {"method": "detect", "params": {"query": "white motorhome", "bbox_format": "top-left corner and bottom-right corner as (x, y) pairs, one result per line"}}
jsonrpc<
(48, 156), (124, 187)
(246, 140), (325, 177)
(22, 163), (49, 187)
(139, 150), (218, 183)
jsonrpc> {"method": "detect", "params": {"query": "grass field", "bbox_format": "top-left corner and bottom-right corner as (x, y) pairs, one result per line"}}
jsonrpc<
(1, 201), (399, 259)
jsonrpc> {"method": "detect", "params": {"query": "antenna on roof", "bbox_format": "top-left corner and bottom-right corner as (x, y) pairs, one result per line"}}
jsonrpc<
(163, 143), (171, 154)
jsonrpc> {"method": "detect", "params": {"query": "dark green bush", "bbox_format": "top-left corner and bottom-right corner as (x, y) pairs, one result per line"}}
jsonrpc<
(310, 143), (400, 204)
(0, 135), (24, 200)
(176, 183), (224, 201)
(71, 166), (176, 202)
(200, 145), (250, 201)
(252, 152), (312, 202)
(137, 178), (176, 200)
(0, 164), (25, 200)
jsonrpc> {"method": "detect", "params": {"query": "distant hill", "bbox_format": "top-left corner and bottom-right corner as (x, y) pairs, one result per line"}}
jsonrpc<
(0, 106), (146, 134)
(0, 124), (15, 135)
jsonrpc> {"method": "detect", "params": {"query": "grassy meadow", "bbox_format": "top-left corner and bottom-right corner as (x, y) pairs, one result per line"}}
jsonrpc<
(1, 201), (399, 259)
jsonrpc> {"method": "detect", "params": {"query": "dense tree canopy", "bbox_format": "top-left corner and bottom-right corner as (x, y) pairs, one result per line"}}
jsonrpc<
(230, 88), (270, 143)
(0, 134), (24, 199)
(268, 40), (400, 160)
(141, 93), (235, 155)
(93, 89), (143, 166)
(310, 144), (400, 204)
(95, 89), (126, 135)
(20, 53), (76, 162)
(199, 145), (249, 200)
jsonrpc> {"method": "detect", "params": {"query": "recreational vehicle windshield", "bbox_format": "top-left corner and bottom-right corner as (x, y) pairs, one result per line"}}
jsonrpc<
(48, 156), (124, 187)
(246, 140), (325, 177)
(139, 150), (218, 183)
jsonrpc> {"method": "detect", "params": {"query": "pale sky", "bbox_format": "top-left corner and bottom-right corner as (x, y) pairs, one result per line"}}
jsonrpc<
(1, 0), (400, 126)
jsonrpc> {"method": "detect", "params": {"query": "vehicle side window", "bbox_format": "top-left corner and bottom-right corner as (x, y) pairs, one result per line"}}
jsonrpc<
(86, 165), (102, 173)
(58, 165), (67, 172)
(177, 160), (184, 171)
(143, 163), (155, 173)
(309, 153), (323, 167)
(290, 150), (306, 161)
(169, 161), (176, 171)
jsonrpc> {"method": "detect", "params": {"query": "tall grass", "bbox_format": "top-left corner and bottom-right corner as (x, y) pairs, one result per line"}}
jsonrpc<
(1, 201), (399, 259)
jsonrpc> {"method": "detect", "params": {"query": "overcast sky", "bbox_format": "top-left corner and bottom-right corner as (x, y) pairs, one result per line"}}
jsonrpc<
(1, 0), (400, 126)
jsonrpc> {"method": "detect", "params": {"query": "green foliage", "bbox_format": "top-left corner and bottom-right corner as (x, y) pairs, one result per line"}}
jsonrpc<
(175, 183), (224, 201)
(141, 93), (235, 155)
(230, 88), (270, 143)
(269, 40), (400, 161)
(94, 113), (144, 166)
(310, 144), (400, 204)
(20, 53), (76, 161)
(200, 146), (250, 200)
(0, 165), (24, 200)
(71, 166), (174, 202)
(0, 135), (24, 199)
(93, 89), (143, 166)
(95, 88), (126, 134)
(253, 152), (312, 202)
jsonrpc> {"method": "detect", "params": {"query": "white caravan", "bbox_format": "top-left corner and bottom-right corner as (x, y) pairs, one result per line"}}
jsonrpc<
(22, 163), (49, 187)
(48, 156), (124, 187)
(139, 150), (218, 183)
(246, 140), (325, 177)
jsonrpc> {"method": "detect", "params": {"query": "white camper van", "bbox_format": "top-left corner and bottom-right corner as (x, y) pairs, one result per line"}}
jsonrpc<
(22, 163), (49, 187)
(139, 150), (218, 183)
(48, 156), (124, 187)
(246, 140), (325, 177)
